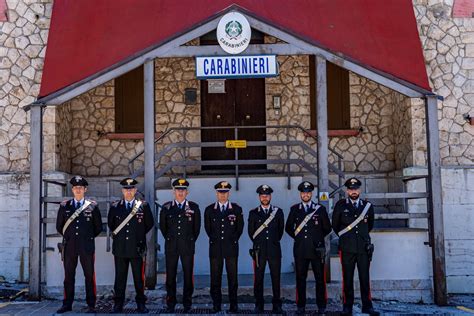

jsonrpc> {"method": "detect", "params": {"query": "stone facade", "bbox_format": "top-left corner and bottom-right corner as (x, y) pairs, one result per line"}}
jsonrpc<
(0, 0), (53, 172)
(414, 0), (474, 165)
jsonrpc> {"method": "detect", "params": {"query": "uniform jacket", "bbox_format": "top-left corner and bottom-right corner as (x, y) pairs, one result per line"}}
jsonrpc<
(56, 199), (103, 254)
(108, 199), (154, 258)
(159, 200), (201, 256)
(204, 202), (244, 258)
(285, 201), (331, 259)
(332, 198), (374, 254)
(247, 205), (284, 258)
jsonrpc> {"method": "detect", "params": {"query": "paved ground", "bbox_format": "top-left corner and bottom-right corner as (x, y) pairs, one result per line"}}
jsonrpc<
(1, 280), (474, 315)
(0, 295), (474, 315)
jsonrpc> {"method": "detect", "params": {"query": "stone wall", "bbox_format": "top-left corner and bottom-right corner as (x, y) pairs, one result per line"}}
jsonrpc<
(0, 0), (54, 172)
(154, 57), (201, 174)
(64, 81), (144, 176)
(414, 0), (474, 165)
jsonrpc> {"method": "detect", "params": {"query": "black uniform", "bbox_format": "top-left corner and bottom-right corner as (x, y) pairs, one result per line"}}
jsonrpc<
(204, 202), (244, 310)
(56, 199), (103, 308)
(108, 199), (154, 306)
(285, 201), (331, 310)
(332, 198), (375, 311)
(159, 200), (201, 310)
(248, 205), (284, 310)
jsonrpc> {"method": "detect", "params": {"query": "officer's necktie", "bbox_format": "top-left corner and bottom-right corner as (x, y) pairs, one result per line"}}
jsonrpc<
(127, 202), (132, 211)
(76, 201), (80, 209)
(178, 203), (182, 210)
(304, 204), (308, 213)
(221, 205), (225, 213)
(264, 208), (268, 215)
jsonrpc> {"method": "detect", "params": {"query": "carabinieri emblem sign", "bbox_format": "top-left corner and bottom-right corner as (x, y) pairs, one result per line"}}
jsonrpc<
(217, 12), (251, 54)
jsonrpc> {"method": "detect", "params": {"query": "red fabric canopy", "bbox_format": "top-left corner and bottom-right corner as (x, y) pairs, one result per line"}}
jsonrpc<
(39, 0), (431, 98)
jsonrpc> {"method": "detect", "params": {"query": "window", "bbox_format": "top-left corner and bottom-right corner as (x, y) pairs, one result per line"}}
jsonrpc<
(114, 66), (144, 133)
(310, 58), (350, 130)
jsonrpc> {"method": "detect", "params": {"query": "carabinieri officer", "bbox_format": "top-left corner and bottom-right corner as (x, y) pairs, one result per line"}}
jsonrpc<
(56, 176), (102, 314)
(108, 178), (154, 314)
(285, 181), (332, 315)
(332, 178), (379, 316)
(204, 181), (244, 313)
(160, 178), (201, 313)
(248, 184), (284, 314)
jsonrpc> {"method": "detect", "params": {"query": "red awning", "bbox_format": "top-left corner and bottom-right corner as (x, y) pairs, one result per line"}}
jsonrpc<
(39, 0), (431, 98)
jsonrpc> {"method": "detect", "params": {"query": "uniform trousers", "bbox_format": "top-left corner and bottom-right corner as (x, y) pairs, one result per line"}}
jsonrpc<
(113, 256), (146, 304)
(210, 257), (238, 307)
(253, 255), (281, 307)
(294, 257), (327, 308)
(63, 250), (96, 307)
(165, 254), (194, 308)
(339, 251), (373, 309)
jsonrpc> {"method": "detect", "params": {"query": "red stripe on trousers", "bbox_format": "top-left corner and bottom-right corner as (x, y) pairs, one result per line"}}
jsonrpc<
(323, 261), (328, 301)
(142, 259), (146, 289)
(252, 259), (256, 287)
(93, 254), (97, 297)
(338, 251), (345, 304)
(295, 262), (299, 305)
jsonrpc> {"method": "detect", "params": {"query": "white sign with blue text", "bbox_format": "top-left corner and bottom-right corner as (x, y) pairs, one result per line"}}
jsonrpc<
(196, 55), (278, 79)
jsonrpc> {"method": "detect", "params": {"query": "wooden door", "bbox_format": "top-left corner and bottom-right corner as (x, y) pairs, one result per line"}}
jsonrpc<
(201, 78), (266, 170)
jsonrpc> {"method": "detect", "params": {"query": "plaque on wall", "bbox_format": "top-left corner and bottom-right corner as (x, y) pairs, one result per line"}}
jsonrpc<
(208, 79), (226, 94)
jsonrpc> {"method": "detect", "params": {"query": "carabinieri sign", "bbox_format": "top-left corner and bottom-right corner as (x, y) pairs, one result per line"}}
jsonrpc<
(196, 55), (279, 79)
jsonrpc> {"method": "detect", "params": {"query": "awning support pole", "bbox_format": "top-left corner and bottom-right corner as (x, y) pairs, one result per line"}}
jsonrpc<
(425, 95), (447, 305)
(29, 104), (43, 300)
(144, 59), (157, 289)
(316, 55), (331, 282)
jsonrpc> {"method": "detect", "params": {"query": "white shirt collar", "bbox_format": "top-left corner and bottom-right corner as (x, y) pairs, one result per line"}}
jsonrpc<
(175, 199), (186, 206)
(74, 198), (85, 205)
(218, 201), (229, 208)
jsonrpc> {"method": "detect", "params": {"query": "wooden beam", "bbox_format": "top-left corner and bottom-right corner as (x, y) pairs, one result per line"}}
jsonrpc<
(29, 105), (43, 300)
(425, 95), (448, 306)
(158, 43), (311, 57)
(144, 60), (157, 289)
(315, 55), (332, 282)
(316, 56), (329, 196)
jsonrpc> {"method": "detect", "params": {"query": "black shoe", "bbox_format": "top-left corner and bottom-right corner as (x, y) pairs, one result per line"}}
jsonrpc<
(211, 305), (221, 313)
(341, 306), (353, 316)
(85, 306), (96, 314)
(318, 307), (326, 315)
(361, 307), (380, 315)
(112, 303), (123, 314)
(137, 303), (149, 313)
(164, 305), (175, 313)
(296, 306), (305, 315)
(56, 305), (72, 314)
(229, 304), (239, 313)
(272, 305), (283, 314)
(254, 305), (264, 313)
(183, 306), (192, 313)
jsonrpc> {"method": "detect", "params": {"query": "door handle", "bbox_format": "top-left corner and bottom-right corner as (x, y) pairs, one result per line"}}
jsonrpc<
(245, 115), (251, 120)
(216, 114), (221, 120)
